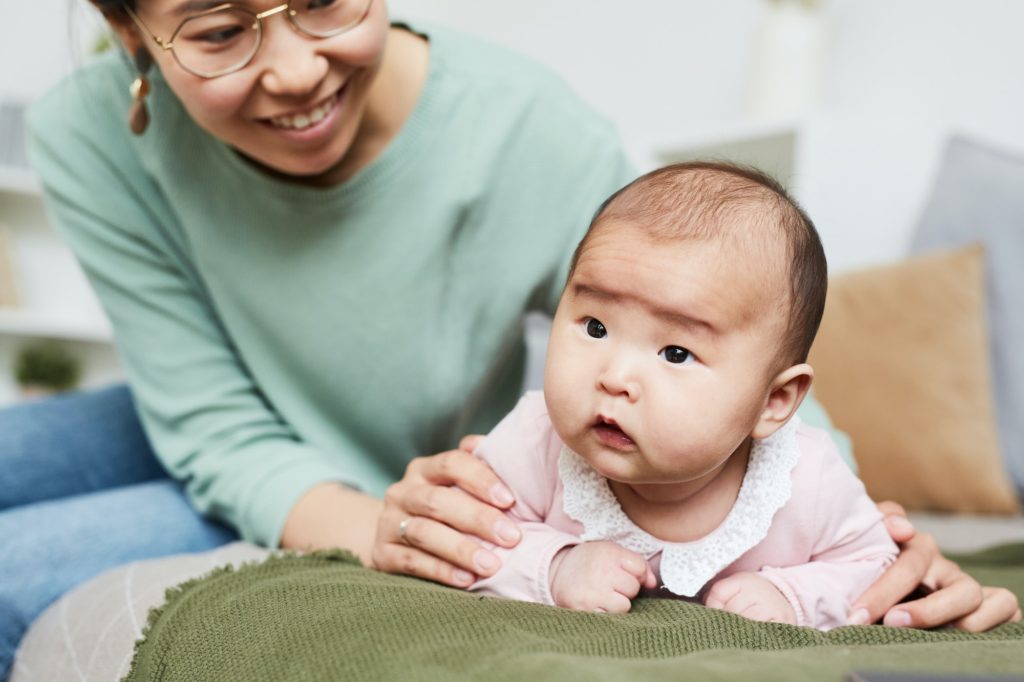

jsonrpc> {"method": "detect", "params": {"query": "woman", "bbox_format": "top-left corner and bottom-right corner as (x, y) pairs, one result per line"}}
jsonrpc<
(1, 0), (1018, 675)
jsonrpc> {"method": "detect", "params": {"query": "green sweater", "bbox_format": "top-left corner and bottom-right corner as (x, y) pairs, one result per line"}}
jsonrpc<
(29, 23), (849, 550)
(29, 25), (634, 547)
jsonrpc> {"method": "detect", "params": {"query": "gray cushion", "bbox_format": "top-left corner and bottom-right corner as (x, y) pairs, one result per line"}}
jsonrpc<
(911, 136), (1024, 498)
(11, 542), (271, 682)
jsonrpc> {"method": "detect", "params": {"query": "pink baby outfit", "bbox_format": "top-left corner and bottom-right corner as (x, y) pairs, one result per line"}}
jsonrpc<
(470, 391), (897, 630)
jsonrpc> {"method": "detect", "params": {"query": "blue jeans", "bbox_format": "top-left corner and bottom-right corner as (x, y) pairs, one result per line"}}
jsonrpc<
(0, 386), (237, 679)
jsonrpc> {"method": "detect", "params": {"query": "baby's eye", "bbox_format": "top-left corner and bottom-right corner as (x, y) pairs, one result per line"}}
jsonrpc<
(584, 317), (607, 339)
(659, 345), (693, 364)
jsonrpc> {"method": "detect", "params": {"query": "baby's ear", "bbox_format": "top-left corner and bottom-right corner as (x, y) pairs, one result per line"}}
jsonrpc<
(750, 364), (813, 440)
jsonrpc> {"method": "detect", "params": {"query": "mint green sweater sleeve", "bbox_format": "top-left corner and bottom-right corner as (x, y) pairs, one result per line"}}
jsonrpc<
(28, 26), (636, 546)
(28, 66), (358, 548)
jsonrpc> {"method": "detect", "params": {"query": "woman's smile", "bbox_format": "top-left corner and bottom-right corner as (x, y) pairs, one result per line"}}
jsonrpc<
(124, 0), (394, 181)
(261, 82), (348, 143)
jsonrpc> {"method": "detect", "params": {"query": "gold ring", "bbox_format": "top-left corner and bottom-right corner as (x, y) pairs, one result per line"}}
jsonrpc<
(398, 517), (413, 545)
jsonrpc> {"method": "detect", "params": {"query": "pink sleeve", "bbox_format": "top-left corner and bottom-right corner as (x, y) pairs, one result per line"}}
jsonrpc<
(758, 431), (898, 630)
(467, 392), (579, 605)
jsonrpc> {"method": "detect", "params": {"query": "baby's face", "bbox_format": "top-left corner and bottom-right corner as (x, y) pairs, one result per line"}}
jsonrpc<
(544, 221), (789, 494)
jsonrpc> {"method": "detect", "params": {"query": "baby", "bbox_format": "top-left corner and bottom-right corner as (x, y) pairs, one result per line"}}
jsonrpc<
(469, 161), (897, 629)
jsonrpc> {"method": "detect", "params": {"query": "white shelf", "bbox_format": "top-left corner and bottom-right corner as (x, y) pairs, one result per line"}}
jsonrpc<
(0, 106), (125, 405)
(0, 307), (113, 343)
(653, 117), (801, 155)
(1, 164), (116, 347)
(0, 165), (40, 196)
(648, 116), (803, 189)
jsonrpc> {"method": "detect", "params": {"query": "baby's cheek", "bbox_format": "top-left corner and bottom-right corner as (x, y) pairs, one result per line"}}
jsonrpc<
(650, 406), (700, 447)
(542, 336), (580, 400)
(544, 382), (576, 435)
(650, 424), (722, 476)
(544, 373), (589, 444)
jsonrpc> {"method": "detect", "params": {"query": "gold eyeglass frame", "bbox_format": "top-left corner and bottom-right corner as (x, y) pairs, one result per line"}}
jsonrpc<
(124, 0), (373, 79)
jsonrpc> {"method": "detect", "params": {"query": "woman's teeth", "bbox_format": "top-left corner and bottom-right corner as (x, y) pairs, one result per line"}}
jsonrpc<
(269, 94), (337, 130)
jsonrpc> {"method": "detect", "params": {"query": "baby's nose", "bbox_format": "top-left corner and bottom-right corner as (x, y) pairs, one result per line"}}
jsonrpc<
(596, 358), (640, 400)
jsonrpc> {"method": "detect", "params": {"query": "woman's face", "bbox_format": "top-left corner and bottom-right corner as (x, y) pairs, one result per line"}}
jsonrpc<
(123, 0), (390, 180)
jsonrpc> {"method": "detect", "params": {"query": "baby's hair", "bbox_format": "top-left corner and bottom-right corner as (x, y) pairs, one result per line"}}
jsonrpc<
(568, 161), (827, 366)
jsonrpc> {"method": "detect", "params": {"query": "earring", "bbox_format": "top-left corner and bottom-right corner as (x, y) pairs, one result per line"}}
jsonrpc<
(128, 48), (152, 135)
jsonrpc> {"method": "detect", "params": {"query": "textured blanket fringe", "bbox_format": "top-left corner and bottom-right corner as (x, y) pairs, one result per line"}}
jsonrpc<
(122, 549), (363, 681)
(120, 545), (1024, 681)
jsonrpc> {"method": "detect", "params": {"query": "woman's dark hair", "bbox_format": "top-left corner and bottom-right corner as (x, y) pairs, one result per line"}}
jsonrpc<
(93, 0), (136, 18)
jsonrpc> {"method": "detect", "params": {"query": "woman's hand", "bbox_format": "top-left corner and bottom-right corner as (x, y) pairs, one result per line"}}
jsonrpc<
(849, 501), (1022, 630)
(371, 435), (522, 588)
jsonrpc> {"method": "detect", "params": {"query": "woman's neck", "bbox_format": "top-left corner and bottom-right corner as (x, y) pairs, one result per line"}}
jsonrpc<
(608, 438), (752, 543)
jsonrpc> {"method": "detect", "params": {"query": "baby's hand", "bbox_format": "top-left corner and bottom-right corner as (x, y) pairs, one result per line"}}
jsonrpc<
(704, 572), (797, 624)
(549, 541), (656, 613)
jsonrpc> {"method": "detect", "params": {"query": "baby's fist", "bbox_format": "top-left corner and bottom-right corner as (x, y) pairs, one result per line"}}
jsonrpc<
(704, 572), (797, 625)
(550, 541), (656, 613)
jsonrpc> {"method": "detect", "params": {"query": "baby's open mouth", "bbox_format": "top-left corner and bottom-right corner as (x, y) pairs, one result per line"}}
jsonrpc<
(592, 416), (636, 449)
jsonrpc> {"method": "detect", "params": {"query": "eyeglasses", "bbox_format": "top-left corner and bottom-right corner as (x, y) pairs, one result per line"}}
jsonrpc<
(125, 0), (373, 79)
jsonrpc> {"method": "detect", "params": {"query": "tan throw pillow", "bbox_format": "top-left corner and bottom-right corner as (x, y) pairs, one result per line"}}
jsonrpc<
(808, 244), (1019, 514)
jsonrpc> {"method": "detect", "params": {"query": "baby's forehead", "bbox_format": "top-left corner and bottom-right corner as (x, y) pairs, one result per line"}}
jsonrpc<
(589, 213), (791, 288)
(580, 163), (825, 366)
(576, 221), (792, 332)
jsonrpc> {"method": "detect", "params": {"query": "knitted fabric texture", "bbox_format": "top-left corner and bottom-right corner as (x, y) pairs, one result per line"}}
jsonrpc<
(125, 545), (1024, 681)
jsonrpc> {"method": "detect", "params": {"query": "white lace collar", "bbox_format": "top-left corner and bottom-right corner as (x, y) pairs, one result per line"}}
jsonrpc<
(558, 418), (801, 597)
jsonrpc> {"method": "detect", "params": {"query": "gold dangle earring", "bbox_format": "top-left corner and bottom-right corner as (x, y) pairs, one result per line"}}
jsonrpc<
(128, 48), (152, 135)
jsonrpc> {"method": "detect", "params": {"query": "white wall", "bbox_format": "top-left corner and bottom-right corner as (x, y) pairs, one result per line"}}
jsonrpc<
(804, 0), (1024, 271)
(5, 0), (1024, 272)
(2, 1), (106, 104)
(388, 0), (764, 165)
(826, 0), (1024, 144)
(387, 0), (1024, 273)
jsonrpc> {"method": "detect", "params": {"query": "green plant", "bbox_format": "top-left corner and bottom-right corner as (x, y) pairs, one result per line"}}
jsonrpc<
(92, 31), (115, 55)
(14, 342), (83, 392)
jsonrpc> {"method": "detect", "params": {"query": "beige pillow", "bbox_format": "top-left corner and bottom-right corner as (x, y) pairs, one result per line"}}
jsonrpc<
(809, 244), (1019, 514)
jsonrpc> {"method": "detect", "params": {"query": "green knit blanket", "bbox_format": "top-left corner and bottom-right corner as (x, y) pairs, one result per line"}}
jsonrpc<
(126, 544), (1024, 681)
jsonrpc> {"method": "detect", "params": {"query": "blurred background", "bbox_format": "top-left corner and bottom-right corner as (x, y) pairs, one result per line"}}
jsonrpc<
(1, 0), (1023, 404)
(2, 0), (1023, 546)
